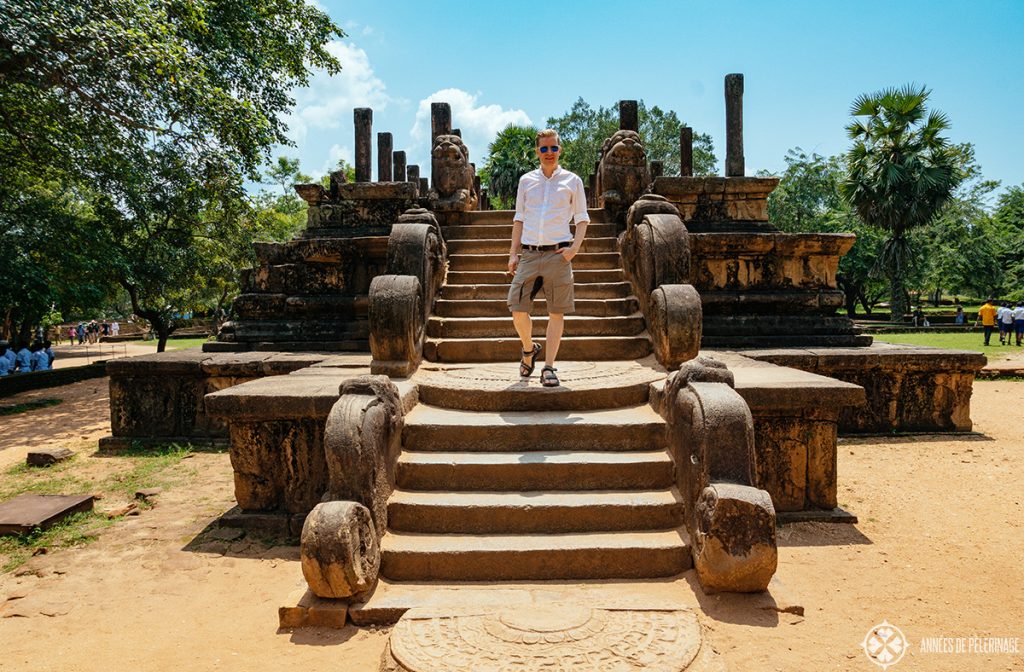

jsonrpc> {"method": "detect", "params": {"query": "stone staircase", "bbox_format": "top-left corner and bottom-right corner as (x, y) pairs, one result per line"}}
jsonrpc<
(424, 209), (653, 362)
(374, 209), (688, 584)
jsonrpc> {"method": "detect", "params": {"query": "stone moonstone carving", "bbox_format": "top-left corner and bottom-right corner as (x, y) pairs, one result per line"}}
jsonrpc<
(381, 606), (721, 672)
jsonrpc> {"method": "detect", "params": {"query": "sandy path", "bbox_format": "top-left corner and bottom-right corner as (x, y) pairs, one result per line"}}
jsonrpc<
(0, 378), (1022, 671)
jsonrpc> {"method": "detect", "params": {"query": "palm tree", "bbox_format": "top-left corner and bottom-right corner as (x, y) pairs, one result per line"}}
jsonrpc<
(482, 124), (538, 209)
(840, 84), (960, 322)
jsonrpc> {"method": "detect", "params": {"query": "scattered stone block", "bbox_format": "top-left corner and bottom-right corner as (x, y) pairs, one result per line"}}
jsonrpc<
(0, 495), (94, 535)
(25, 448), (73, 467)
(278, 588), (348, 629)
(693, 483), (777, 593)
(301, 501), (380, 599)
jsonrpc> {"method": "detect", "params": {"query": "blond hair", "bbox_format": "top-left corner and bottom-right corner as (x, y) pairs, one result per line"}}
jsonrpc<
(535, 128), (560, 146)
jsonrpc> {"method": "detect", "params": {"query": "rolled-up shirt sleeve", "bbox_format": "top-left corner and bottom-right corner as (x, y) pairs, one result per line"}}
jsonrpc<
(513, 176), (527, 223)
(572, 175), (590, 224)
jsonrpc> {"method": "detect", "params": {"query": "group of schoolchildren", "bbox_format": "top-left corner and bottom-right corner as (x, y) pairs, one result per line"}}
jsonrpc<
(977, 299), (1024, 346)
(0, 340), (55, 376)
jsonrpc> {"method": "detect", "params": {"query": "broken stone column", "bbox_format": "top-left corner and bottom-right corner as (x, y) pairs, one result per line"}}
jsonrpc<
(680, 126), (694, 177)
(419, 177), (429, 195)
(452, 128), (461, 138)
(354, 108), (372, 183)
(301, 500), (380, 598)
(407, 164), (420, 185)
(650, 160), (663, 179)
(619, 100), (639, 132)
(431, 102), (451, 142)
(725, 74), (744, 177)
(393, 150), (407, 182)
(377, 132), (393, 182)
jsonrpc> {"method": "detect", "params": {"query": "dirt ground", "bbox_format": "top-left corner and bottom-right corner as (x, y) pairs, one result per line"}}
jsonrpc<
(0, 376), (1022, 671)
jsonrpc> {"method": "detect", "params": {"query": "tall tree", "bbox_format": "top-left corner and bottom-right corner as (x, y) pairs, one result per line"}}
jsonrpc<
(0, 0), (344, 349)
(480, 124), (538, 209)
(840, 84), (960, 321)
(545, 99), (716, 181)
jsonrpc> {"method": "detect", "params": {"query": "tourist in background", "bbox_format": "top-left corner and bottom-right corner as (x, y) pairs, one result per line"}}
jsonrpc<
(111, 321), (120, 337)
(954, 304), (965, 325)
(2, 341), (15, 371)
(30, 342), (49, 371)
(68, 325), (76, 345)
(44, 340), (54, 367)
(76, 323), (85, 345)
(977, 298), (998, 346)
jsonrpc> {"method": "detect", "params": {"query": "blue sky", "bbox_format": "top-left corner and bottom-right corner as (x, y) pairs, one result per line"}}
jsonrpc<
(281, 0), (1024, 199)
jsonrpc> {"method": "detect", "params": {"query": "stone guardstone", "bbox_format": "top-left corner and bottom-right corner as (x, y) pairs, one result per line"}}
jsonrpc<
(381, 606), (721, 672)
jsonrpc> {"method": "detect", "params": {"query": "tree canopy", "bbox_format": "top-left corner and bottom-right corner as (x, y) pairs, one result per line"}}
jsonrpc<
(479, 124), (538, 209)
(0, 0), (343, 349)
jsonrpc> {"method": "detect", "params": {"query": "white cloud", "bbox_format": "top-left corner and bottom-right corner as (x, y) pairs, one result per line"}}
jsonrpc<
(410, 89), (532, 170)
(283, 40), (391, 147)
(321, 143), (354, 176)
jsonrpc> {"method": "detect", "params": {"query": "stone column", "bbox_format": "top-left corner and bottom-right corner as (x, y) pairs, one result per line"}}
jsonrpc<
(619, 100), (639, 132)
(650, 160), (664, 179)
(452, 128), (462, 138)
(407, 164), (420, 185)
(377, 132), (393, 182)
(725, 74), (744, 177)
(473, 175), (481, 209)
(393, 151), (407, 182)
(419, 177), (429, 194)
(588, 174), (596, 207)
(680, 126), (694, 177)
(354, 108), (373, 183)
(431, 102), (451, 143)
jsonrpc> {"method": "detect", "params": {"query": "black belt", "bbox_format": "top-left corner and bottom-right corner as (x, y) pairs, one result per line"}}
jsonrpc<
(522, 242), (571, 251)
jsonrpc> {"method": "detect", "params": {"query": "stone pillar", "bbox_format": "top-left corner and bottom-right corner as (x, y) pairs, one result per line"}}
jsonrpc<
(431, 102), (451, 143)
(680, 126), (694, 177)
(725, 74), (744, 177)
(452, 128), (461, 138)
(651, 160), (664, 179)
(354, 108), (372, 183)
(480, 188), (489, 210)
(588, 174), (596, 206)
(419, 177), (429, 194)
(407, 164), (420, 185)
(473, 175), (481, 209)
(619, 100), (639, 132)
(393, 151), (407, 182)
(377, 132), (393, 182)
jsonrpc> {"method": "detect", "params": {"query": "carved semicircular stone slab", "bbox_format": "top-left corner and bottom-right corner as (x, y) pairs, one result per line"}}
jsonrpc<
(383, 606), (713, 672)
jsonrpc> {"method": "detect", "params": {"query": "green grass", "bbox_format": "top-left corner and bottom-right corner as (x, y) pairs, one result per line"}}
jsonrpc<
(0, 443), (198, 572)
(874, 331), (1021, 358)
(0, 398), (63, 416)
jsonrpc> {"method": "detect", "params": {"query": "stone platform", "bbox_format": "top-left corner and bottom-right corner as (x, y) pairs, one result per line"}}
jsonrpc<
(736, 343), (986, 433)
(412, 358), (666, 411)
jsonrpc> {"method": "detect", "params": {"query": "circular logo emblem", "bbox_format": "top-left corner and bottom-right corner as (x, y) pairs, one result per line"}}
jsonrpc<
(861, 620), (908, 669)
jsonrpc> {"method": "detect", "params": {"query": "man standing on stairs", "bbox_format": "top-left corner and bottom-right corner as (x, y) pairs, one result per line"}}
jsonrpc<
(507, 128), (589, 387)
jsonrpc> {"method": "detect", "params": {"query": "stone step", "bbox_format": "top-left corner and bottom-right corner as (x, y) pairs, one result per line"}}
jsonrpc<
(412, 360), (664, 412)
(444, 222), (617, 240)
(402, 404), (666, 452)
(387, 489), (684, 534)
(446, 268), (625, 285)
(380, 529), (691, 581)
(396, 450), (675, 491)
(425, 335), (653, 362)
(466, 209), (610, 226)
(426, 315), (645, 339)
(446, 237), (618, 254)
(440, 281), (633, 300)
(347, 578), (695, 626)
(448, 252), (621, 272)
(433, 297), (640, 318)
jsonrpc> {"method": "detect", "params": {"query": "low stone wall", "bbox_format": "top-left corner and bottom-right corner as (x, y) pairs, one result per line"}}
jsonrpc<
(102, 351), (334, 448)
(737, 344), (987, 433)
(0, 361), (108, 398)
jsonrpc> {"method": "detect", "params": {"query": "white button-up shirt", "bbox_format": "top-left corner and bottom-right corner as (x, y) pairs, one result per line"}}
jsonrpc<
(514, 167), (590, 246)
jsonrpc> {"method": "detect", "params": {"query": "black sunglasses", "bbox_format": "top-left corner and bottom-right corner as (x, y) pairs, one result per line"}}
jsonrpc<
(538, 145), (560, 153)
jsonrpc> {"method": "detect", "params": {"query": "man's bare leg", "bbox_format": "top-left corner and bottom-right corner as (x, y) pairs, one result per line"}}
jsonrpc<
(512, 311), (534, 351)
(545, 313), (564, 366)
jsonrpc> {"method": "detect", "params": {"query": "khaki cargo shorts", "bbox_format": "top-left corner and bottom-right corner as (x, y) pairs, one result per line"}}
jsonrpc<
(507, 249), (575, 314)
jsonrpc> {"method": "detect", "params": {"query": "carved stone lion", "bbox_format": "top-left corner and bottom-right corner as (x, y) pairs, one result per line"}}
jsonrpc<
(429, 134), (477, 211)
(597, 130), (651, 222)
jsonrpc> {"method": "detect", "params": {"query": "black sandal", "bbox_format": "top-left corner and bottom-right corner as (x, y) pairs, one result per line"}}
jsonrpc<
(540, 365), (560, 387)
(519, 343), (542, 377)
